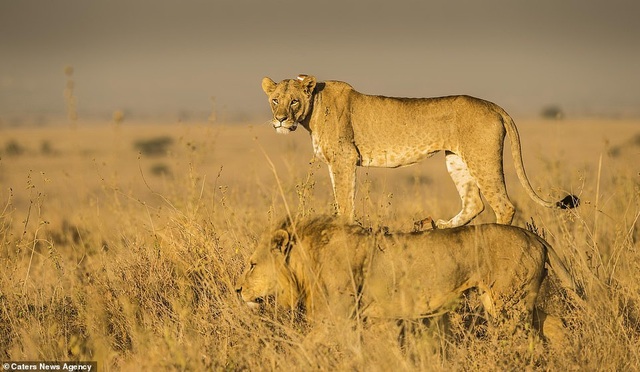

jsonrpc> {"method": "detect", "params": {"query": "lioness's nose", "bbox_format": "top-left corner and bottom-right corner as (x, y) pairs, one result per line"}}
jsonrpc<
(275, 115), (287, 123)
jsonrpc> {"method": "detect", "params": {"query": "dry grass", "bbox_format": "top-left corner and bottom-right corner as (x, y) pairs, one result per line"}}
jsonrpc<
(0, 118), (639, 370)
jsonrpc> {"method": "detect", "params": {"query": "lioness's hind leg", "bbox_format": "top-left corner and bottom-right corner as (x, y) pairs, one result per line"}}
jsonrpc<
(436, 152), (484, 228)
(477, 181), (515, 225)
(466, 156), (515, 225)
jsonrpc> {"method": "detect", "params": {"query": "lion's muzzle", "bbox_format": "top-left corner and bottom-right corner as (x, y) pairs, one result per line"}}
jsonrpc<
(235, 286), (264, 309)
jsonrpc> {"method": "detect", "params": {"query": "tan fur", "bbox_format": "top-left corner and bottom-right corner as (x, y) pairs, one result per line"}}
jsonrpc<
(262, 75), (575, 228)
(235, 216), (575, 333)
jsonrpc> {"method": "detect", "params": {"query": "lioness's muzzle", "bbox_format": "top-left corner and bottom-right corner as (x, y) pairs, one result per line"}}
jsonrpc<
(273, 122), (297, 133)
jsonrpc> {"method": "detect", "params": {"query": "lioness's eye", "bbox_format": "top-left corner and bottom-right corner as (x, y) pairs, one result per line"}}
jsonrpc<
(249, 263), (256, 272)
(291, 99), (299, 106)
(271, 99), (279, 105)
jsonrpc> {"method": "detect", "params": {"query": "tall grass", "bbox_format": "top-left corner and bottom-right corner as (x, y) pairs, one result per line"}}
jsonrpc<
(0, 121), (638, 370)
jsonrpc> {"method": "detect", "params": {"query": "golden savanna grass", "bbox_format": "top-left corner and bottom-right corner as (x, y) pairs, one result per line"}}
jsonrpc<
(0, 118), (639, 370)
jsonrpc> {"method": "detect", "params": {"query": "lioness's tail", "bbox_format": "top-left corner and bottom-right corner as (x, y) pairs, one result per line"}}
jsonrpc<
(499, 109), (579, 209)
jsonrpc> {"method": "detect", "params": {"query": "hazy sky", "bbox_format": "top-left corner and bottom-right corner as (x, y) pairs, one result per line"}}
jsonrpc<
(1, 0), (639, 122)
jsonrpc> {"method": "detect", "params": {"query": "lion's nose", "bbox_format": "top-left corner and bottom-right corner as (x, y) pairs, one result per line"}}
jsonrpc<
(275, 115), (287, 123)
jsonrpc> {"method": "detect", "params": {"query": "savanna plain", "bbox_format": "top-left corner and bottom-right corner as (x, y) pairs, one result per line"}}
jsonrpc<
(0, 116), (639, 371)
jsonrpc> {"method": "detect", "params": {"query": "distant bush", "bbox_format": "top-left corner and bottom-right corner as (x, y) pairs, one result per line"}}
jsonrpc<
(541, 105), (565, 120)
(40, 140), (57, 155)
(608, 133), (640, 158)
(150, 163), (172, 177)
(632, 133), (640, 147)
(5, 140), (25, 156)
(134, 136), (174, 156)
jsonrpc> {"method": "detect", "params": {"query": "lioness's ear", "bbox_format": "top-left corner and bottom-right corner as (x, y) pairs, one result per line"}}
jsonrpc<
(271, 229), (290, 254)
(297, 75), (316, 96)
(262, 77), (277, 95)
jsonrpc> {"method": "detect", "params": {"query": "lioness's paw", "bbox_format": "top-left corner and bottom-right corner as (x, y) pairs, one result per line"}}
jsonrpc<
(413, 217), (437, 231)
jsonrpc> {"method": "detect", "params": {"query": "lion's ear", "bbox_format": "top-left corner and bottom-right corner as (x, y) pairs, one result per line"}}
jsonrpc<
(270, 229), (290, 255)
(262, 77), (277, 95)
(298, 75), (316, 96)
(320, 229), (331, 244)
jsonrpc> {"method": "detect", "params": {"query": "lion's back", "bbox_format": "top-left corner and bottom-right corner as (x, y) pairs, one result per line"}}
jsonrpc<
(274, 217), (550, 320)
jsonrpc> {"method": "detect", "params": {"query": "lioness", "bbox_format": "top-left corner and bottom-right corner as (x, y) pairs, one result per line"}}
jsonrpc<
(261, 75), (579, 228)
(235, 215), (576, 334)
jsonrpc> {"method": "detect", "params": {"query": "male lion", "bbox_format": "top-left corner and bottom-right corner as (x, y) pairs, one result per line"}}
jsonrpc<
(261, 75), (579, 228)
(235, 215), (576, 335)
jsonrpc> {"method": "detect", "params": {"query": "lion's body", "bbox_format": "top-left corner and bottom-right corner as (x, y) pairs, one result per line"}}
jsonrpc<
(236, 216), (574, 331)
(262, 76), (578, 228)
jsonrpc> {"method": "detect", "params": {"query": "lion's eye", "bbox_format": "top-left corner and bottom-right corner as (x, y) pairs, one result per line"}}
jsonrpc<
(290, 99), (299, 106)
(249, 263), (256, 272)
(271, 99), (279, 105)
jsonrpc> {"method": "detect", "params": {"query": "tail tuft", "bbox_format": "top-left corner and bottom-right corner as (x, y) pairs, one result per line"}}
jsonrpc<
(556, 194), (580, 209)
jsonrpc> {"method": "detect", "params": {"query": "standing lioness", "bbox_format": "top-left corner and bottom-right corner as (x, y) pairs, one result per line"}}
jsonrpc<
(262, 75), (578, 228)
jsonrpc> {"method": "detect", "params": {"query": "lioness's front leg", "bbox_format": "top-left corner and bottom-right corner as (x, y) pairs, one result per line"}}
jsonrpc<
(327, 162), (357, 222)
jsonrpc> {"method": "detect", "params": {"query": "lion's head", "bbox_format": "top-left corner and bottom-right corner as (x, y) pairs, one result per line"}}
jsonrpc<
(235, 215), (350, 314)
(261, 75), (317, 134)
(235, 226), (299, 309)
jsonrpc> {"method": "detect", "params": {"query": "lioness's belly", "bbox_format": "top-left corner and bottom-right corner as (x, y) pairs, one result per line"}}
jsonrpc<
(358, 147), (440, 168)
(350, 101), (453, 168)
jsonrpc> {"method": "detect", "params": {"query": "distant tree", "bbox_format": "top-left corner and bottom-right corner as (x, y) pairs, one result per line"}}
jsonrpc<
(112, 110), (125, 126)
